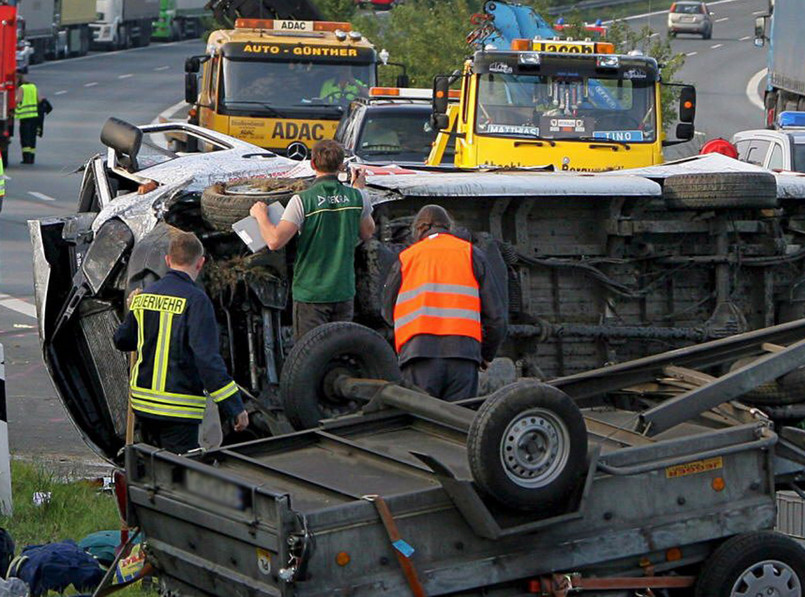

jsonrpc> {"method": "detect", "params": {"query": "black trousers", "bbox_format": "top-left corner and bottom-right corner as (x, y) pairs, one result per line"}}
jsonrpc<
(401, 358), (479, 402)
(138, 417), (200, 454)
(292, 299), (354, 342)
(19, 119), (37, 163)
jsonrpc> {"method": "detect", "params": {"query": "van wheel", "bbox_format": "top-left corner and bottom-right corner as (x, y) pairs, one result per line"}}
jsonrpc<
(279, 322), (401, 430)
(695, 532), (805, 596)
(200, 177), (311, 231)
(467, 381), (587, 511)
(664, 172), (778, 210)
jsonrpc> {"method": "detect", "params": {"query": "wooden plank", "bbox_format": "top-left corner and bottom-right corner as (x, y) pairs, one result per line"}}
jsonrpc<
(662, 365), (717, 387)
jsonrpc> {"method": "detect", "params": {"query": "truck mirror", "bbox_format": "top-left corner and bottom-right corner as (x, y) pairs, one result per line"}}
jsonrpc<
(433, 76), (451, 115)
(431, 113), (449, 131)
(675, 122), (694, 141)
(396, 73), (410, 88)
(185, 73), (198, 105)
(185, 57), (201, 74)
(754, 16), (766, 47)
(679, 86), (696, 123)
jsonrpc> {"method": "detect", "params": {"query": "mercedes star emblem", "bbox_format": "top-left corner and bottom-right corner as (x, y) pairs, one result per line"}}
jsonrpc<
(286, 142), (308, 160)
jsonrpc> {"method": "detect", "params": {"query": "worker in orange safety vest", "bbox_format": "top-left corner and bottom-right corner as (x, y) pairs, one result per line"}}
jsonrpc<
(382, 205), (506, 401)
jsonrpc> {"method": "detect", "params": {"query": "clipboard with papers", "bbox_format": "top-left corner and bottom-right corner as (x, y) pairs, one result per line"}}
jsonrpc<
(232, 202), (285, 252)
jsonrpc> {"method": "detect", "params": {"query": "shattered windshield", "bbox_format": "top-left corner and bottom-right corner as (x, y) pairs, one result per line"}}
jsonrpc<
(476, 71), (656, 143)
(222, 58), (374, 111)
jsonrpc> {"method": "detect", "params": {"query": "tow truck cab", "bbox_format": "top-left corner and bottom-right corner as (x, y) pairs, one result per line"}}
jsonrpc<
(427, 39), (696, 171)
(186, 18), (378, 160)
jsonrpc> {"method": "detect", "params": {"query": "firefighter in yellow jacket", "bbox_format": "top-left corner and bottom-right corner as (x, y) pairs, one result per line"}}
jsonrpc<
(114, 230), (248, 452)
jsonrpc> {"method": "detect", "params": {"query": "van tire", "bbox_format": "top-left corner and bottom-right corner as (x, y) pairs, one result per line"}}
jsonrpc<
(200, 178), (310, 231)
(468, 381), (587, 511)
(663, 172), (778, 210)
(695, 532), (805, 597)
(280, 322), (401, 430)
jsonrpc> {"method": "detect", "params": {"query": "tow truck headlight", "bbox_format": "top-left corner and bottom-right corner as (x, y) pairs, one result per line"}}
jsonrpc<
(518, 52), (540, 65)
(596, 55), (619, 68)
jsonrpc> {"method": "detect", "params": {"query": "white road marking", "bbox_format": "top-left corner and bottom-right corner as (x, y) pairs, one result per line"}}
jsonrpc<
(0, 294), (36, 319)
(711, 43), (723, 49)
(27, 192), (55, 202)
(740, 35), (751, 41)
(716, 17), (729, 22)
(84, 82), (98, 88)
(154, 65), (170, 71)
(118, 73), (133, 79)
(54, 90), (67, 96)
(152, 99), (189, 125)
(686, 51), (698, 56)
(746, 68), (768, 111)
(752, 9), (766, 14)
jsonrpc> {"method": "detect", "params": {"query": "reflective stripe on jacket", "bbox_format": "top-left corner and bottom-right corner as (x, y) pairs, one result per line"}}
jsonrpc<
(393, 233), (482, 352)
(114, 270), (243, 422)
(16, 83), (38, 120)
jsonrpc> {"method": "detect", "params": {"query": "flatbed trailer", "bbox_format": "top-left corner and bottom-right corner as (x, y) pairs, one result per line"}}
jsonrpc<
(125, 319), (805, 596)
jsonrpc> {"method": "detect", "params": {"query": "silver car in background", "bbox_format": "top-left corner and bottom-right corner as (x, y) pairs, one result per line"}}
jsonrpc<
(667, 1), (714, 39)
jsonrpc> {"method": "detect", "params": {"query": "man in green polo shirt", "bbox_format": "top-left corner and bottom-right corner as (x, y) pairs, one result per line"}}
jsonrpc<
(250, 139), (375, 340)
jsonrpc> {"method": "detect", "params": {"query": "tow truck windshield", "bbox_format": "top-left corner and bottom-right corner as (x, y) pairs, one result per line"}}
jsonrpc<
(222, 59), (374, 110)
(476, 72), (656, 143)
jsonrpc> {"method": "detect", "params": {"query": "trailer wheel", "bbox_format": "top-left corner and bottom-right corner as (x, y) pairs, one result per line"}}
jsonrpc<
(663, 172), (778, 210)
(200, 177), (311, 231)
(695, 532), (805, 597)
(280, 322), (401, 430)
(468, 381), (587, 511)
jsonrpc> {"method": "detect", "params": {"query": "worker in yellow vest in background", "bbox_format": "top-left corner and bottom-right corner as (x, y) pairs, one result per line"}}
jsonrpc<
(16, 76), (38, 164)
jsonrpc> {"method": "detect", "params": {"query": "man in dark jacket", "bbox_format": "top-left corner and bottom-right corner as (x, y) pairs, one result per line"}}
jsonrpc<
(382, 205), (506, 401)
(114, 230), (248, 453)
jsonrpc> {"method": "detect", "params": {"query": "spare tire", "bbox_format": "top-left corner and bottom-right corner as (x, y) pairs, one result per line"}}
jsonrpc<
(467, 381), (587, 511)
(200, 177), (310, 231)
(279, 322), (401, 430)
(730, 356), (805, 406)
(663, 172), (778, 210)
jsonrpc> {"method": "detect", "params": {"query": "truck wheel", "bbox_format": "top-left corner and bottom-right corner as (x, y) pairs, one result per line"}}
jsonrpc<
(695, 532), (805, 597)
(280, 322), (401, 430)
(200, 177), (310, 231)
(467, 381), (587, 511)
(663, 172), (778, 210)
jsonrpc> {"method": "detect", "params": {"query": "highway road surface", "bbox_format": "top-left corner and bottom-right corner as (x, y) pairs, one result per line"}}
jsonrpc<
(0, 0), (772, 470)
(0, 40), (204, 470)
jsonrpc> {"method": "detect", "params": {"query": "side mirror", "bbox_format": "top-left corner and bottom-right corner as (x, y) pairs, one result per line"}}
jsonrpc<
(396, 73), (410, 88)
(675, 122), (694, 141)
(432, 75), (450, 118)
(754, 16), (767, 46)
(185, 56), (201, 74)
(679, 85), (696, 123)
(185, 72), (198, 104)
(430, 113), (449, 131)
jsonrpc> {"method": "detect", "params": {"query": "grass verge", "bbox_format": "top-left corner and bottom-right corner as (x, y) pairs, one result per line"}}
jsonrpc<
(0, 460), (152, 596)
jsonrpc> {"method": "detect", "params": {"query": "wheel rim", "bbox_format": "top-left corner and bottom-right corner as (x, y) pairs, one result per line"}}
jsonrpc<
(317, 354), (366, 418)
(730, 560), (802, 597)
(499, 407), (570, 488)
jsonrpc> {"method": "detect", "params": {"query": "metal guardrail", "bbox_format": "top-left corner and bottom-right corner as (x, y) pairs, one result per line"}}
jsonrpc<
(547, 0), (659, 16)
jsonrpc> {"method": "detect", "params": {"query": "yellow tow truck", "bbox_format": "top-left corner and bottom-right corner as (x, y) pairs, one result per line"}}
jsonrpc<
(184, 18), (383, 159)
(427, 39), (697, 171)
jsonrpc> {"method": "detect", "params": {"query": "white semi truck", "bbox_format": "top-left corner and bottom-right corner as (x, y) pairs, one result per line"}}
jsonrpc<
(90, 0), (160, 49)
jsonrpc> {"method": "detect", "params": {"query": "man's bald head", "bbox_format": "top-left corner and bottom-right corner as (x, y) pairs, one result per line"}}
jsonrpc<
(412, 204), (453, 241)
